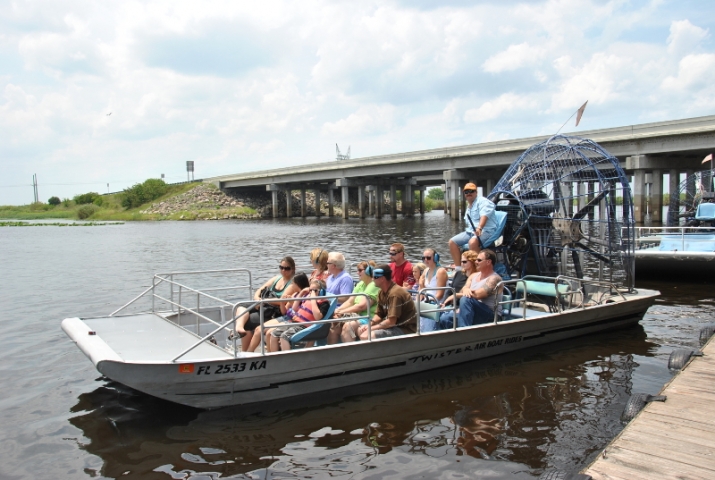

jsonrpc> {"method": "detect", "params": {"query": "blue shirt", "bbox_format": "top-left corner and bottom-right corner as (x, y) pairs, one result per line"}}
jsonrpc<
(464, 196), (498, 240)
(327, 270), (354, 302)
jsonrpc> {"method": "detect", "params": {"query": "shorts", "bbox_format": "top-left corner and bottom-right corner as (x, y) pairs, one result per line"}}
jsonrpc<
(271, 324), (306, 339)
(372, 326), (406, 338)
(450, 231), (477, 248)
(244, 309), (282, 330)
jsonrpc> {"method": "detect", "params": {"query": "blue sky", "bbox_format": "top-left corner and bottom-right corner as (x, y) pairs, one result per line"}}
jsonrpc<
(1, 0), (714, 205)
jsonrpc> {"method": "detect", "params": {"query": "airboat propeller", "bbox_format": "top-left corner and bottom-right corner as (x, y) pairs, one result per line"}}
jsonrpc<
(488, 135), (635, 289)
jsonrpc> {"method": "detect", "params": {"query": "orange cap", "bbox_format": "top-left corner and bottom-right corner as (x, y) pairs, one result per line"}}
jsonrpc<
(464, 183), (477, 191)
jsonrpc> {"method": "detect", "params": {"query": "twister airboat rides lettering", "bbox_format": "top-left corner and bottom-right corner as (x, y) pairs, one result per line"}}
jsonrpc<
(409, 335), (523, 363)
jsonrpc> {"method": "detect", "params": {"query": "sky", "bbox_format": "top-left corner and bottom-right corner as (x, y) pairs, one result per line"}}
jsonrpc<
(1, 0), (714, 205)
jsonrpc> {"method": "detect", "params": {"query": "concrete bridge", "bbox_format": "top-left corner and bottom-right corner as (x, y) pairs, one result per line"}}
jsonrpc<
(207, 115), (715, 223)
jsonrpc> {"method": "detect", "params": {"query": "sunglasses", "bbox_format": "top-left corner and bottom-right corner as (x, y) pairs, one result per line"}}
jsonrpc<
(310, 288), (320, 292)
(463, 189), (476, 195)
(357, 268), (364, 273)
(476, 258), (486, 263)
(421, 256), (432, 261)
(461, 260), (468, 264)
(279, 265), (292, 271)
(389, 251), (400, 256)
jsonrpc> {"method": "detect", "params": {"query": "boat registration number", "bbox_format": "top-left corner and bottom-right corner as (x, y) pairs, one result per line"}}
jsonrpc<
(178, 361), (268, 375)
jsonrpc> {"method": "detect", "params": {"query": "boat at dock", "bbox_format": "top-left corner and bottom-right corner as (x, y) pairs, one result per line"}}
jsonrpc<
(61, 135), (660, 409)
(634, 168), (715, 278)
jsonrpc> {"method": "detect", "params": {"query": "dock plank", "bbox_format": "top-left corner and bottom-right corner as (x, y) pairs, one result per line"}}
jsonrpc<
(587, 445), (713, 480)
(584, 337), (715, 478)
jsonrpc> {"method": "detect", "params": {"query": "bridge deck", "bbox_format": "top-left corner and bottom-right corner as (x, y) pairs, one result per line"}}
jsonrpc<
(583, 336), (715, 479)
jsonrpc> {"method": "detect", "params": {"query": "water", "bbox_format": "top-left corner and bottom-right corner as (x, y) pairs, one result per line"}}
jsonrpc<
(1, 213), (713, 479)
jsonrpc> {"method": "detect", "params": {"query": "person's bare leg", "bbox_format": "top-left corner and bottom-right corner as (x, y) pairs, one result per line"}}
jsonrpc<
(327, 322), (343, 344)
(449, 239), (462, 266)
(468, 236), (482, 254)
(340, 320), (360, 342)
(268, 330), (281, 352)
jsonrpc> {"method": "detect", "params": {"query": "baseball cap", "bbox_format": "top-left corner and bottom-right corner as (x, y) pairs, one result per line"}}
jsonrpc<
(464, 182), (477, 191)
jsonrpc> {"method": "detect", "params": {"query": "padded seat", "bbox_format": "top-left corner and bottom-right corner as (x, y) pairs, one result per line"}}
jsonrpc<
(695, 203), (715, 221)
(287, 297), (339, 347)
(482, 210), (508, 248)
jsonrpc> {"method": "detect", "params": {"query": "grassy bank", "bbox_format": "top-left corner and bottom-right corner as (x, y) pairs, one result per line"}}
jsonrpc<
(0, 182), (257, 221)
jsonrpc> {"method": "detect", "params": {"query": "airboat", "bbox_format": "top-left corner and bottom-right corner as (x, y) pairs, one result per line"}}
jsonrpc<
(62, 136), (659, 409)
(634, 168), (715, 278)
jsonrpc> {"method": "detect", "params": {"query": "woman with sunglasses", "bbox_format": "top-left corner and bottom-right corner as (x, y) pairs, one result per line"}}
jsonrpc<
(309, 248), (329, 282)
(436, 250), (478, 329)
(418, 248), (448, 302)
(330, 260), (380, 343)
(233, 257), (301, 351)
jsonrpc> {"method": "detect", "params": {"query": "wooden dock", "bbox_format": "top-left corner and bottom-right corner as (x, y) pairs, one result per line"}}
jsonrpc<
(583, 337), (715, 479)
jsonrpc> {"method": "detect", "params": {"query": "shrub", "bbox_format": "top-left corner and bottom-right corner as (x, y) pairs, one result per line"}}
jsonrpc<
(93, 196), (104, 207)
(48, 196), (61, 206)
(74, 192), (100, 205)
(62, 198), (71, 207)
(77, 204), (98, 219)
(121, 178), (168, 209)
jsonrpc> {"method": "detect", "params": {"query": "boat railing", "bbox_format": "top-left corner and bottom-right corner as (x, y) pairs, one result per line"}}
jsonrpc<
(633, 226), (715, 250)
(414, 286), (456, 332)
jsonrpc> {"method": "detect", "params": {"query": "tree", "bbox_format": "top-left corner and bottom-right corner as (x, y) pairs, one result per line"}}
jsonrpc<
(121, 178), (168, 209)
(48, 196), (61, 206)
(427, 188), (444, 200)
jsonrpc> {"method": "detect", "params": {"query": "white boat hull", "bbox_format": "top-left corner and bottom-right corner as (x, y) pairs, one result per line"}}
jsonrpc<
(62, 289), (658, 409)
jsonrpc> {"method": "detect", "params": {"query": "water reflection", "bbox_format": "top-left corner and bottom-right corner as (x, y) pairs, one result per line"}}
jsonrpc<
(70, 327), (654, 478)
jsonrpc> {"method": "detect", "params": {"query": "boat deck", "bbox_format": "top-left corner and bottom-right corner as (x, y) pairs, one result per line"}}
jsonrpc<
(83, 313), (233, 362)
(583, 336), (715, 479)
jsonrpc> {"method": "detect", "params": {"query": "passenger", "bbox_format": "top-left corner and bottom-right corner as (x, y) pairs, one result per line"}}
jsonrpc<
(418, 248), (448, 302)
(233, 257), (302, 352)
(330, 261), (381, 343)
(266, 279), (332, 352)
(326, 251), (353, 304)
(448, 182), (498, 267)
(309, 248), (329, 282)
(245, 272), (310, 352)
(436, 250), (478, 329)
(389, 242), (416, 288)
(456, 249), (503, 326)
(358, 265), (417, 340)
(410, 262), (426, 295)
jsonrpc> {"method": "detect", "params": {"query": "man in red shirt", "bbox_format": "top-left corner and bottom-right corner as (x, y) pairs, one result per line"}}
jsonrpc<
(389, 242), (415, 288)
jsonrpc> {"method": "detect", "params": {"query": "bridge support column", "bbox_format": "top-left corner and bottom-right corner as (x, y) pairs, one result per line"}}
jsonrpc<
(578, 182), (588, 214)
(651, 170), (663, 223)
(685, 169), (695, 212)
(444, 183), (450, 216)
(390, 184), (397, 218)
(300, 189), (307, 217)
(342, 186), (349, 219)
(565, 182), (573, 217)
(587, 182), (595, 221)
(376, 186), (383, 218)
(403, 183), (413, 217)
(449, 180), (461, 220)
(632, 170), (646, 223)
(328, 188), (334, 217)
(486, 178), (495, 197)
(668, 169), (679, 225)
(358, 186), (366, 219)
(314, 189), (321, 217)
(286, 189), (292, 217)
(271, 190), (279, 218)
(418, 187), (425, 215)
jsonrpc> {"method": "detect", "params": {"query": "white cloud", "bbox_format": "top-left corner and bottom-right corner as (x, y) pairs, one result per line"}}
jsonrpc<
(667, 19), (709, 57)
(661, 53), (715, 91)
(464, 93), (538, 123)
(483, 42), (545, 73)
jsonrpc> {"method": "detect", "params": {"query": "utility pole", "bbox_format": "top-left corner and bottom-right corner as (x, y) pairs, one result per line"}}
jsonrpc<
(32, 174), (38, 203)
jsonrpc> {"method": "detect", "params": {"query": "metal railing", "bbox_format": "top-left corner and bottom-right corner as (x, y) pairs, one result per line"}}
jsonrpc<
(633, 226), (715, 251)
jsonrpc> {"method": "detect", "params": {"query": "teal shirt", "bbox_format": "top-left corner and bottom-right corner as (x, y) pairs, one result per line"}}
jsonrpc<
(352, 280), (380, 318)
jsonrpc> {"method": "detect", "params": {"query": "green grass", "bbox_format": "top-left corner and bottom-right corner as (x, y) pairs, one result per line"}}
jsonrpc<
(0, 221), (124, 227)
(0, 182), (208, 221)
